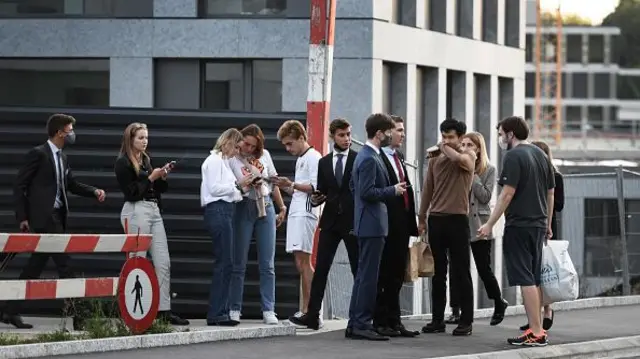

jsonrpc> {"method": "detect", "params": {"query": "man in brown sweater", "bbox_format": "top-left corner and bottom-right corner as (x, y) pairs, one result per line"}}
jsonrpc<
(417, 118), (476, 336)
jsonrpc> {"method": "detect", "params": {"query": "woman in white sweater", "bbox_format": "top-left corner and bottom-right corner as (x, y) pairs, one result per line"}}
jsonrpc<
(200, 128), (253, 326)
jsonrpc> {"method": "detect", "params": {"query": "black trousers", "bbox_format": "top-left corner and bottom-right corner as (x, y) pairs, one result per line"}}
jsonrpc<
(373, 220), (410, 328)
(449, 240), (502, 309)
(428, 214), (474, 325)
(5, 209), (79, 316)
(307, 227), (359, 316)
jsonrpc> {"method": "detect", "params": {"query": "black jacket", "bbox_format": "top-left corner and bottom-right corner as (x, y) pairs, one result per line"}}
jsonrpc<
(314, 149), (357, 232)
(114, 155), (168, 209)
(379, 149), (419, 237)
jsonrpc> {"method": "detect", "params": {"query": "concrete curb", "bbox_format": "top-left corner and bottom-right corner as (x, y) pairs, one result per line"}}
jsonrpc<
(0, 324), (296, 359)
(402, 295), (640, 321)
(429, 335), (640, 359)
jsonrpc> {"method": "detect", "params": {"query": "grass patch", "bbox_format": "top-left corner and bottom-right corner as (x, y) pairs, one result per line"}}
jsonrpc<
(0, 299), (176, 346)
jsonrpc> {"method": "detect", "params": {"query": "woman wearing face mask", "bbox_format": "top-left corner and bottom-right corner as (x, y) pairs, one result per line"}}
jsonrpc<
(227, 124), (287, 325)
(517, 140), (564, 332)
(201, 128), (253, 326)
(446, 132), (509, 327)
(114, 122), (189, 325)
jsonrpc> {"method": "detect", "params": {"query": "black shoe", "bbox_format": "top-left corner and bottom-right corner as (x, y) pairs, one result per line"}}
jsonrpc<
(519, 323), (530, 331)
(207, 319), (240, 327)
(158, 311), (190, 326)
(351, 328), (389, 341)
(421, 321), (446, 334)
(2, 314), (33, 329)
(444, 309), (460, 324)
(288, 313), (320, 330)
(508, 330), (548, 347)
(345, 327), (353, 338)
(393, 324), (419, 337)
(490, 298), (509, 326)
(452, 323), (472, 336)
(375, 326), (400, 337)
(542, 310), (554, 330)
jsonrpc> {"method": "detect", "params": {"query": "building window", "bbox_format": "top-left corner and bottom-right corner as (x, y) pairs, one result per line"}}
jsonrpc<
(428, 0), (446, 33)
(572, 73), (588, 98)
(202, 0), (286, 16)
(0, 0), (153, 17)
(525, 34), (533, 63)
(525, 72), (535, 98)
(392, 0), (416, 26)
(588, 35), (605, 64)
(0, 59), (109, 107)
(566, 34), (583, 63)
(482, 0), (498, 43)
(593, 73), (612, 99)
(565, 106), (581, 131)
(588, 106), (603, 130)
(202, 60), (282, 113)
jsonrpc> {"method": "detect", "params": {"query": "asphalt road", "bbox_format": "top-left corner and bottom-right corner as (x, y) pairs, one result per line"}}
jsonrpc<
(59, 305), (640, 359)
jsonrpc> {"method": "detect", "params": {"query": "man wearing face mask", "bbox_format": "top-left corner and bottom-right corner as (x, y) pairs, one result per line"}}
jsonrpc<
(289, 118), (359, 330)
(477, 116), (555, 347)
(417, 118), (476, 337)
(347, 113), (406, 341)
(6, 114), (106, 329)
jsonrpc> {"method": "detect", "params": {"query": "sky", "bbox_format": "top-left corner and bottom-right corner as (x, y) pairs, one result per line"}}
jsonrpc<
(539, 0), (620, 24)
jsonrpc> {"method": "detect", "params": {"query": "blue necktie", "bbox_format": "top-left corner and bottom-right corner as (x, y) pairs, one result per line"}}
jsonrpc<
(335, 153), (344, 186)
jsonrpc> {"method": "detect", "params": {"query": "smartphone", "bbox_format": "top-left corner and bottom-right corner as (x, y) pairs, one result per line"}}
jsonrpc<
(251, 176), (263, 184)
(312, 190), (323, 196)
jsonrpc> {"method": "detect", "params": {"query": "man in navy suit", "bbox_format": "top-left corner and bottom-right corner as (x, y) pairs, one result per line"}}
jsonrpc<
(347, 113), (407, 341)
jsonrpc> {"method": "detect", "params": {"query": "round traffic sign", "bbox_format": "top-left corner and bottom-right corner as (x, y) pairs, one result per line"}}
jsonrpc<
(118, 257), (159, 334)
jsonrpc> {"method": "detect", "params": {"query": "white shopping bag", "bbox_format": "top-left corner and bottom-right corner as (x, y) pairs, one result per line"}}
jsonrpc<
(541, 240), (579, 305)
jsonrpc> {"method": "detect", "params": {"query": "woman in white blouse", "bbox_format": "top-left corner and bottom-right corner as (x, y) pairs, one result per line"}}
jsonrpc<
(201, 128), (253, 326)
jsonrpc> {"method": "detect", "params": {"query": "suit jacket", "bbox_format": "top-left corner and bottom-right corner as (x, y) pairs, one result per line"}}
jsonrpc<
(350, 144), (396, 238)
(314, 149), (357, 232)
(469, 164), (496, 241)
(14, 142), (97, 230)
(379, 149), (419, 237)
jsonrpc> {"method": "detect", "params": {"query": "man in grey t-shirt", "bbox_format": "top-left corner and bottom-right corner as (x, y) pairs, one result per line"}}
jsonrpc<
(477, 116), (555, 347)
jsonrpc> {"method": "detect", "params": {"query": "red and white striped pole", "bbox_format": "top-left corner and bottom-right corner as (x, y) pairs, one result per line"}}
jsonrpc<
(307, 0), (337, 269)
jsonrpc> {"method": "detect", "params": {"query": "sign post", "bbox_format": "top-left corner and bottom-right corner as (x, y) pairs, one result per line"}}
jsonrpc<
(117, 257), (159, 334)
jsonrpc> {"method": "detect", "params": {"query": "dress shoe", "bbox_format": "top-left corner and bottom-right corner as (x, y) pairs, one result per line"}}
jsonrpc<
(452, 323), (472, 336)
(375, 326), (400, 337)
(345, 327), (353, 338)
(421, 321), (446, 334)
(288, 313), (320, 330)
(2, 314), (33, 329)
(351, 328), (389, 341)
(445, 309), (460, 325)
(158, 311), (190, 325)
(490, 298), (509, 326)
(393, 324), (419, 337)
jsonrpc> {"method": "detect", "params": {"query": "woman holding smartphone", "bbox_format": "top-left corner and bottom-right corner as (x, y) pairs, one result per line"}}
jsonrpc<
(115, 122), (189, 325)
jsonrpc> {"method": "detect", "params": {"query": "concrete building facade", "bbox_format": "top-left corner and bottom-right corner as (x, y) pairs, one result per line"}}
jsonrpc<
(0, 0), (527, 316)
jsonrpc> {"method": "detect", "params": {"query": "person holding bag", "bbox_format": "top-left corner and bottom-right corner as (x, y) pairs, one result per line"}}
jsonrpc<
(446, 132), (509, 327)
(115, 122), (188, 326)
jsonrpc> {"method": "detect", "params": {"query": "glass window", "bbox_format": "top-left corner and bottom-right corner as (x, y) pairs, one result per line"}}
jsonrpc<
(0, 0), (153, 17)
(251, 60), (282, 113)
(565, 106), (581, 131)
(593, 73), (611, 99)
(202, 60), (283, 112)
(525, 72), (535, 98)
(566, 34), (583, 63)
(203, 0), (286, 16)
(588, 35), (605, 64)
(588, 106), (603, 130)
(482, 0), (498, 43)
(572, 73), (588, 98)
(0, 59), (109, 107)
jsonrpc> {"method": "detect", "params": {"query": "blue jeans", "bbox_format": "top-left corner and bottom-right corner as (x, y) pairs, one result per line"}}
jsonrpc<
(229, 197), (277, 313)
(204, 200), (235, 323)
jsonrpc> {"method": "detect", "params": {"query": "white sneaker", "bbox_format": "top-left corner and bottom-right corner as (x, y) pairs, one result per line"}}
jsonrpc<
(229, 310), (241, 322)
(263, 311), (279, 325)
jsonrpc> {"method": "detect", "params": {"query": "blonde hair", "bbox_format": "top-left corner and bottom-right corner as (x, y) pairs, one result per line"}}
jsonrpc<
(532, 140), (559, 172)
(462, 132), (489, 175)
(120, 122), (150, 174)
(213, 128), (243, 158)
(277, 120), (307, 141)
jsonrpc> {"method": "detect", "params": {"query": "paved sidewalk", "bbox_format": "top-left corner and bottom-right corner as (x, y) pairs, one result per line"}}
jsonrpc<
(54, 305), (640, 359)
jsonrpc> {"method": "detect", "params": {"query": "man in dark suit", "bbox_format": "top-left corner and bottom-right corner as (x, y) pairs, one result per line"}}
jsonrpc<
(288, 118), (359, 330)
(7, 113), (106, 329)
(374, 115), (420, 338)
(347, 113), (406, 341)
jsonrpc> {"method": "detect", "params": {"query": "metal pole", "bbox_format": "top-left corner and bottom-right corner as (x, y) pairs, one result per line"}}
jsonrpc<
(615, 165), (632, 296)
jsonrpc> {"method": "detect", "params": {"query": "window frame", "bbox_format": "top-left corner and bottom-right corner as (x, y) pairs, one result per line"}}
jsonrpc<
(199, 0), (288, 19)
(0, 0), (154, 18)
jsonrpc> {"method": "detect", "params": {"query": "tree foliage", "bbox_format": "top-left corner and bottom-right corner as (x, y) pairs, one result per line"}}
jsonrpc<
(602, 0), (640, 68)
(540, 11), (592, 26)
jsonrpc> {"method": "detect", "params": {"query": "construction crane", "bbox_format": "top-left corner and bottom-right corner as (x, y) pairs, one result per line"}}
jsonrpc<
(533, 0), (563, 145)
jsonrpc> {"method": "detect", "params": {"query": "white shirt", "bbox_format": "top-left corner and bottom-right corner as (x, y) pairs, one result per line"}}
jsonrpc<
(365, 141), (380, 154)
(332, 148), (348, 173)
(200, 151), (242, 207)
(228, 149), (278, 200)
(382, 146), (404, 181)
(47, 140), (64, 209)
(289, 147), (322, 218)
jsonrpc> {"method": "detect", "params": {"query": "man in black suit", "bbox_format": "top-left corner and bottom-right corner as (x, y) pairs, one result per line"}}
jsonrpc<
(6, 113), (106, 329)
(288, 118), (359, 330)
(374, 115), (420, 338)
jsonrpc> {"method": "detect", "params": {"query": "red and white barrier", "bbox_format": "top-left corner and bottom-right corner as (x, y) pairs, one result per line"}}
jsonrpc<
(0, 277), (118, 301)
(0, 233), (151, 253)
